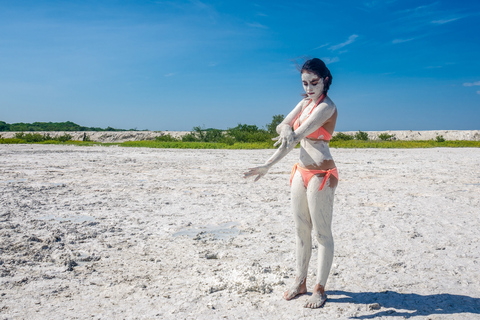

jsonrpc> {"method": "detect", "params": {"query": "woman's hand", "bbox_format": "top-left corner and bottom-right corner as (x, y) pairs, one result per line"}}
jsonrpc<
(244, 164), (270, 182)
(273, 125), (295, 149)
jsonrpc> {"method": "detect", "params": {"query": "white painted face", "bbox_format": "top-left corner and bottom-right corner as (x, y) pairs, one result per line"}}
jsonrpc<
(302, 71), (324, 100)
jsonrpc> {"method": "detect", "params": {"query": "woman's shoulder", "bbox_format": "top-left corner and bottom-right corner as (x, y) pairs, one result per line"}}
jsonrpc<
(322, 96), (336, 110)
(311, 96), (336, 118)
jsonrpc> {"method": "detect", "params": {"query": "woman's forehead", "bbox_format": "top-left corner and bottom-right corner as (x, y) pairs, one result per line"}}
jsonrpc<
(301, 72), (320, 81)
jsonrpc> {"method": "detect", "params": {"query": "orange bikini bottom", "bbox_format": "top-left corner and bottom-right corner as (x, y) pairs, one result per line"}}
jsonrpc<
(290, 163), (339, 191)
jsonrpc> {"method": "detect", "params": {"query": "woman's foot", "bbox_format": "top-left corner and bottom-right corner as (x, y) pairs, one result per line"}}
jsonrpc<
(284, 278), (307, 300)
(304, 284), (327, 308)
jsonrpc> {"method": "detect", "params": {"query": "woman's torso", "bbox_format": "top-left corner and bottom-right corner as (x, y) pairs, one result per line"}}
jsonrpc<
(296, 97), (337, 170)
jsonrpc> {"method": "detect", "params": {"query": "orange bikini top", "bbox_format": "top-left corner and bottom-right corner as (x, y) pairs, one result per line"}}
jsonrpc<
(292, 94), (332, 141)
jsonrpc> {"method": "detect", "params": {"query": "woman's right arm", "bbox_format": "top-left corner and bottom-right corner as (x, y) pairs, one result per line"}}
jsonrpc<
(244, 100), (306, 181)
(273, 100), (306, 149)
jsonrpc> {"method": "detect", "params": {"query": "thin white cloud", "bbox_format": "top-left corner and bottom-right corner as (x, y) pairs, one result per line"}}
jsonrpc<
(431, 17), (461, 24)
(463, 81), (480, 87)
(313, 43), (329, 50)
(322, 57), (339, 64)
(392, 37), (415, 44)
(329, 34), (358, 51)
(477, 91), (480, 95)
(164, 73), (175, 77)
(246, 22), (268, 29)
(396, 3), (438, 15)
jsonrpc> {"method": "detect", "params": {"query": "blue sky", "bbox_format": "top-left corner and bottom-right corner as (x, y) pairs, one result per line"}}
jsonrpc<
(1, 0), (479, 131)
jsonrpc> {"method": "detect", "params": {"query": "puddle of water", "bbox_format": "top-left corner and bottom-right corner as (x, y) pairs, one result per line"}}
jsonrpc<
(173, 221), (239, 240)
(37, 215), (96, 223)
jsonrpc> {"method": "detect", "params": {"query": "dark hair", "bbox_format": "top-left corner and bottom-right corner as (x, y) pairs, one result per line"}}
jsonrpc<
(301, 58), (332, 94)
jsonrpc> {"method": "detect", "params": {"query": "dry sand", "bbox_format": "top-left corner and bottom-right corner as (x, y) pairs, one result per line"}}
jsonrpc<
(0, 144), (479, 319)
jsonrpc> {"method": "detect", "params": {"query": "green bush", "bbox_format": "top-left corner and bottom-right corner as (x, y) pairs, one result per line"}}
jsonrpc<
(182, 126), (226, 143)
(182, 120), (279, 145)
(15, 132), (45, 142)
(355, 130), (369, 141)
(331, 132), (354, 141)
(55, 134), (73, 142)
(435, 135), (446, 142)
(181, 132), (198, 142)
(14, 132), (72, 142)
(226, 124), (273, 143)
(0, 138), (23, 144)
(378, 133), (395, 141)
(155, 134), (179, 142)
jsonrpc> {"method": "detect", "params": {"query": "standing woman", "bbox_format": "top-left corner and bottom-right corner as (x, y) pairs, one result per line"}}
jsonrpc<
(244, 58), (338, 309)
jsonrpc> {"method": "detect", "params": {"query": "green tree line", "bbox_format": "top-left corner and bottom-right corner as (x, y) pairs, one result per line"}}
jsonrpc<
(0, 121), (129, 132)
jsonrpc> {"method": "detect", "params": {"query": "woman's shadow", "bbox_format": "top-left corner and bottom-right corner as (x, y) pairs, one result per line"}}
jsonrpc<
(329, 290), (480, 319)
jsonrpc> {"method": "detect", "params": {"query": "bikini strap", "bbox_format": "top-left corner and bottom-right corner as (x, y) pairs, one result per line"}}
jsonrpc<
(307, 93), (326, 116)
(295, 93), (327, 126)
(290, 163), (299, 186)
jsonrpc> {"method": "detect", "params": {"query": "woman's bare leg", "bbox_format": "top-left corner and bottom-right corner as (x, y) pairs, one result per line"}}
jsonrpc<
(284, 171), (312, 300)
(304, 176), (336, 308)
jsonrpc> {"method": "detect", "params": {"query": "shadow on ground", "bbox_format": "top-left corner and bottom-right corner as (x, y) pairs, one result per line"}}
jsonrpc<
(329, 290), (480, 319)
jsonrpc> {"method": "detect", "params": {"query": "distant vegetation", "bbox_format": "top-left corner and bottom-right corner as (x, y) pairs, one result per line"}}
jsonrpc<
(378, 133), (396, 141)
(1, 118), (478, 148)
(0, 120), (129, 132)
(14, 132), (73, 142)
(155, 115), (285, 146)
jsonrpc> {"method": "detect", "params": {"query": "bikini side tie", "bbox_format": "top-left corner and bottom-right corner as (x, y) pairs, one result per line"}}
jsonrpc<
(290, 163), (339, 191)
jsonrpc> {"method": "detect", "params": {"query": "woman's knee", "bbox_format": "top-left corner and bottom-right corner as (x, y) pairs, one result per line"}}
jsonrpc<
(314, 230), (333, 246)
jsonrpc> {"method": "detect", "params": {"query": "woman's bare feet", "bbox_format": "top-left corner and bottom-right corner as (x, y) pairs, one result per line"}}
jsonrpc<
(284, 278), (307, 300)
(304, 283), (327, 308)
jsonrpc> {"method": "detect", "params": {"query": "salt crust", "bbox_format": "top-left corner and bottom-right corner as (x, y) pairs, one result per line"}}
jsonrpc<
(0, 145), (479, 319)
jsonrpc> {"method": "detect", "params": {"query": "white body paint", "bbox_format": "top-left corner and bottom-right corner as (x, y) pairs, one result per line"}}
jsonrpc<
(245, 71), (338, 292)
(299, 140), (333, 167)
(291, 169), (336, 286)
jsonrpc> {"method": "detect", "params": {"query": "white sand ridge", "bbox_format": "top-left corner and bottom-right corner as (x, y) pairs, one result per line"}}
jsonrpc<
(1, 129), (479, 142)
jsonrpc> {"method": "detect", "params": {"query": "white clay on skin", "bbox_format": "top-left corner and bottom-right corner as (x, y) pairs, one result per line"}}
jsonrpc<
(301, 72), (324, 104)
(245, 64), (337, 308)
(299, 140), (333, 167)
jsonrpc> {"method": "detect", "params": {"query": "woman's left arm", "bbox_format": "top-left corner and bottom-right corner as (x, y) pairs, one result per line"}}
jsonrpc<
(293, 100), (336, 140)
(244, 101), (336, 181)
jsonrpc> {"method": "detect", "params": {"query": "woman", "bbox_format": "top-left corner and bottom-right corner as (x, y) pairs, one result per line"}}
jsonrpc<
(244, 58), (338, 309)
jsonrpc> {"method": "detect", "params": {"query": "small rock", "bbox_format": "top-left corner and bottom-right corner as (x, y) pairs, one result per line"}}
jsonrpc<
(28, 236), (43, 242)
(205, 253), (218, 259)
(65, 260), (77, 271)
(369, 303), (381, 310)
